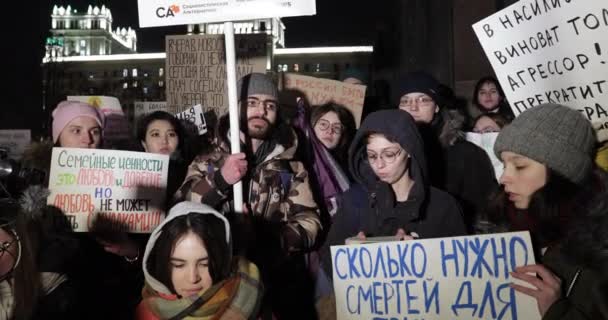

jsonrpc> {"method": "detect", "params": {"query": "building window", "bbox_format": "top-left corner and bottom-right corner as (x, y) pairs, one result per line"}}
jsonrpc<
(294, 64), (300, 72)
(159, 68), (164, 77)
(123, 69), (128, 77)
(132, 68), (138, 77)
(158, 81), (164, 87)
(132, 81), (138, 88)
(122, 82), (128, 89)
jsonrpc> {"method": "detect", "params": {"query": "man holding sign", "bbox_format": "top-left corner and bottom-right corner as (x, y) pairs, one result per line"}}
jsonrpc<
(178, 73), (321, 318)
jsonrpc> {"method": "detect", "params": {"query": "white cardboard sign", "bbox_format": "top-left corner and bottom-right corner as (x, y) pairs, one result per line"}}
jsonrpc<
(47, 148), (169, 233)
(331, 232), (541, 320)
(466, 132), (503, 180)
(473, 0), (608, 141)
(175, 104), (208, 135)
(138, 0), (316, 28)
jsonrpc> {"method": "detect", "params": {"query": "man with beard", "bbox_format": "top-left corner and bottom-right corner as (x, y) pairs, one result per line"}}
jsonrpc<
(177, 73), (321, 319)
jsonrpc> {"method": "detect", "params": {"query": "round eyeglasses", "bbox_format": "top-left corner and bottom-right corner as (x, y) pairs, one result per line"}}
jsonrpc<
(315, 119), (344, 135)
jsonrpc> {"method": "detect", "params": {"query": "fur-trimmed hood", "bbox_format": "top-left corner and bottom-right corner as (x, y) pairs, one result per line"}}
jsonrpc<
(432, 108), (467, 148)
(21, 140), (54, 173)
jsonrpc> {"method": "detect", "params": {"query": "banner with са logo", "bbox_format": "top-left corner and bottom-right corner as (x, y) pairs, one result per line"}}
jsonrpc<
(138, 0), (316, 28)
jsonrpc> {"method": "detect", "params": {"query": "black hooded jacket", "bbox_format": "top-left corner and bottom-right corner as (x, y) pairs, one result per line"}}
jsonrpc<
(321, 110), (466, 275)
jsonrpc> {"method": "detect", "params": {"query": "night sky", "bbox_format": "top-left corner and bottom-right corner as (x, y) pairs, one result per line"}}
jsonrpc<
(2, 1), (389, 132)
(45, 0), (389, 51)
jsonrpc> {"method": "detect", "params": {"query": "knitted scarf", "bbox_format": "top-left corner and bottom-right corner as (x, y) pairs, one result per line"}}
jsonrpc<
(141, 258), (262, 320)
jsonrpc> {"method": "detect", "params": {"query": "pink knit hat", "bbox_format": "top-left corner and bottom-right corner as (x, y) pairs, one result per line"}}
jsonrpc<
(52, 101), (105, 143)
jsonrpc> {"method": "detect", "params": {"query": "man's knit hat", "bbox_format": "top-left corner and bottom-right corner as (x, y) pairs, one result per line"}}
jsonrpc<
(397, 71), (442, 106)
(237, 73), (278, 102)
(494, 103), (596, 183)
(52, 100), (105, 143)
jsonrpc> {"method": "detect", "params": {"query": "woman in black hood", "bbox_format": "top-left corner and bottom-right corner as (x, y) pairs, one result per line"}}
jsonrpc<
(321, 109), (466, 276)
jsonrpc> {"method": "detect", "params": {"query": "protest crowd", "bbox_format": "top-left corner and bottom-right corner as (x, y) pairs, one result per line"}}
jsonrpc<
(2, 7), (608, 320)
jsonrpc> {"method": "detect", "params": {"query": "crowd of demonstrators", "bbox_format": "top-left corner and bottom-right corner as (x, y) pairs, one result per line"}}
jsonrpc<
(137, 201), (262, 320)
(476, 103), (608, 318)
(471, 75), (515, 123)
(4, 69), (608, 320)
(397, 71), (498, 232)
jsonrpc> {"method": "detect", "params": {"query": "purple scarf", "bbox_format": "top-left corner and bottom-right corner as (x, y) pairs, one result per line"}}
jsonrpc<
(293, 100), (350, 214)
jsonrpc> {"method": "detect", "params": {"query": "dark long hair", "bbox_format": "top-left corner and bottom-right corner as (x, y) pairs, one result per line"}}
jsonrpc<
(147, 213), (232, 295)
(310, 104), (356, 167)
(137, 111), (185, 149)
(472, 76), (506, 111)
(0, 201), (40, 320)
(483, 169), (586, 247)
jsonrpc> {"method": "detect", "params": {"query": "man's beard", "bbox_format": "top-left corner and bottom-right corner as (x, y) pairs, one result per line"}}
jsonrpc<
(246, 116), (274, 139)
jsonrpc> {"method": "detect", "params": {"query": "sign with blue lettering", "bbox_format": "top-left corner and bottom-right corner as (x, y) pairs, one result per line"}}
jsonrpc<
(330, 232), (541, 320)
(47, 148), (169, 233)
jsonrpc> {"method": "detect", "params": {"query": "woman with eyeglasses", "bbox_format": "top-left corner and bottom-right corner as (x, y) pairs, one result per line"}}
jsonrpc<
(0, 189), (79, 319)
(397, 71), (498, 233)
(321, 109), (466, 277)
(472, 113), (509, 133)
(310, 104), (356, 175)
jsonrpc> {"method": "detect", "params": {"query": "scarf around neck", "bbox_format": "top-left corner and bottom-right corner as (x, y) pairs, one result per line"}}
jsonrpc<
(141, 258), (262, 320)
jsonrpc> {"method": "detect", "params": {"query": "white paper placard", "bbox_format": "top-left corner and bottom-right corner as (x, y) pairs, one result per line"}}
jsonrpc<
(473, 0), (608, 141)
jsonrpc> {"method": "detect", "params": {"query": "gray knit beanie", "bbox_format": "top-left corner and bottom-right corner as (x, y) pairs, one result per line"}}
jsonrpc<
(237, 73), (278, 102)
(494, 103), (596, 184)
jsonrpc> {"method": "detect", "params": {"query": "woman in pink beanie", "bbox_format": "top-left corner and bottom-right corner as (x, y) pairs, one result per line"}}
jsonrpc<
(52, 100), (105, 148)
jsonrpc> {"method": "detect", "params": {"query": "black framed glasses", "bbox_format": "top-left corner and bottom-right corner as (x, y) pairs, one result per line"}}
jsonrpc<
(366, 148), (403, 165)
(315, 119), (344, 135)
